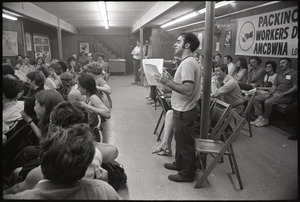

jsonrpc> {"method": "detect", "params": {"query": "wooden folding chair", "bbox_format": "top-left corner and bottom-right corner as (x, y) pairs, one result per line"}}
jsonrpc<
(194, 110), (247, 189)
(241, 88), (257, 137)
(2, 119), (37, 176)
(208, 99), (232, 138)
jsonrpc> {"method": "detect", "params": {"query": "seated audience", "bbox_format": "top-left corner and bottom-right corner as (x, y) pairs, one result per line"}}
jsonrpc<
(77, 73), (111, 121)
(233, 57), (248, 83)
(15, 54), (24, 70)
(3, 58), (13, 66)
(67, 56), (82, 73)
(223, 55), (236, 76)
(35, 57), (45, 69)
(24, 71), (45, 123)
(56, 60), (68, 73)
(212, 53), (223, 73)
(256, 61), (277, 95)
(2, 77), (25, 133)
(15, 90), (64, 176)
(245, 56), (265, 88)
(17, 56), (37, 81)
(78, 51), (89, 67)
(211, 64), (244, 115)
(3, 101), (118, 195)
(56, 71), (76, 100)
(3, 64), (20, 80)
(251, 58), (297, 127)
(85, 61), (112, 107)
(47, 63), (62, 88)
(3, 123), (121, 200)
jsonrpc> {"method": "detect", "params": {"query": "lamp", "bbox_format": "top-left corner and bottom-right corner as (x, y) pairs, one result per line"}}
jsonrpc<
(2, 13), (18, 21)
(161, 1), (234, 29)
(97, 1), (109, 29)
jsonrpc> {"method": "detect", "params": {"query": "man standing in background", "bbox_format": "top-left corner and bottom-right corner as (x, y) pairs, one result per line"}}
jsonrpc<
(131, 40), (142, 86)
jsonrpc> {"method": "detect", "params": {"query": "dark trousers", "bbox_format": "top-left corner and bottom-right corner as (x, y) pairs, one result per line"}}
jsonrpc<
(173, 104), (199, 178)
(133, 58), (141, 82)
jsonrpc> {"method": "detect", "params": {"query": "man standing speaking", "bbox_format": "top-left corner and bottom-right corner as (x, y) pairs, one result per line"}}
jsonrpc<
(155, 32), (201, 182)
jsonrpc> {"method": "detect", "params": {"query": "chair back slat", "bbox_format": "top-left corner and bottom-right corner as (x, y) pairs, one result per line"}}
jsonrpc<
(209, 99), (232, 138)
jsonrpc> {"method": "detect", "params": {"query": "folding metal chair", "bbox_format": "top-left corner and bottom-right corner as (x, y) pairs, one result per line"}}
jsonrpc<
(194, 110), (246, 189)
(241, 88), (257, 137)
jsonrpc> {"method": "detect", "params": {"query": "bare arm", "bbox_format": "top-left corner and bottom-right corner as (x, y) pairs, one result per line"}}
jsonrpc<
(82, 95), (111, 119)
(20, 111), (42, 141)
(3, 167), (43, 195)
(96, 84), (112, 94)
(94, 142), (118, 163)
(155, 74), (194, 96)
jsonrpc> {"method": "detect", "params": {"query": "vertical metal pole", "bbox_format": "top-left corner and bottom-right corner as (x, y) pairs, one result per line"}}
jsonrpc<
(200, 1), (215, 167)
(19, 18), (27, 56)
(57, 19), (63, 60)
(139, 27), (144, 86)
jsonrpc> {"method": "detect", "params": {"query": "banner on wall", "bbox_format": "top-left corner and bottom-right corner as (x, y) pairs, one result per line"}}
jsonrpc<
(3, 31), (18, 56)
(33, 34), (51, 63)
(235, 6), (298, 58)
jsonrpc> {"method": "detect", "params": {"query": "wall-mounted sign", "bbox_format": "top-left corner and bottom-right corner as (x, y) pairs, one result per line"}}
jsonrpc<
(224, 30), (232, 47)
(235, 6), (298, 58)
(3, 31), (18, 56)
(33, 34), (51, 63)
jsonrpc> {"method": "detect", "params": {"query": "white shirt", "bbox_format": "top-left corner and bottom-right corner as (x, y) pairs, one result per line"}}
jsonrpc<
(227, 62), (236, 76)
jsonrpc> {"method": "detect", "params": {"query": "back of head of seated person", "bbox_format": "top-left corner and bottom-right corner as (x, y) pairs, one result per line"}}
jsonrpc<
(3, 64), (20, 80)
(57, 71), (76, 100)
(3, 76), (26, 131)
(24, 70), (46, 120)
(4, 123), (121, 200)
(3, 101), (117, 196)
(50, 101), (118, 163)
(56, 60), (68, 73)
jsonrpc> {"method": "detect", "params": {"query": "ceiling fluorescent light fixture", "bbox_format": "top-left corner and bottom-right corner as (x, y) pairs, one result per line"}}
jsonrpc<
(161, 12), (198, 28)
(97, 1), (109, 29)
(161, 1), (234, 28)
(2, 13), (17, 21)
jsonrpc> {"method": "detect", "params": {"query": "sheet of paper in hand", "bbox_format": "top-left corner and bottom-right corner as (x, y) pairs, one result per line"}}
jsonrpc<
(142, 59), (164, 87)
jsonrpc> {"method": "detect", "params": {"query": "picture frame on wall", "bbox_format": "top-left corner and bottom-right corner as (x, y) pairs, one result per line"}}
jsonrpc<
(25, 32), (32, 51)
(79, 42), (90, 54)
(224, 30), (232, 47)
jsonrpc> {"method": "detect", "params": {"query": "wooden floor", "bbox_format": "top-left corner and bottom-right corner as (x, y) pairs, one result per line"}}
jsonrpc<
(103, 74), (298, 200)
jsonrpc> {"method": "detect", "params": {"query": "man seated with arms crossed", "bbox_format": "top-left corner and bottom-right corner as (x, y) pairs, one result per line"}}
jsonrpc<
(4, 123), (121, 200)
(211, 63), (244, 115)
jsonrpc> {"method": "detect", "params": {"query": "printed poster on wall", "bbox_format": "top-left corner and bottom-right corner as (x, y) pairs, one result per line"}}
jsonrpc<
(33, 34), (51, 64)
(3, 31), (18, 56)
(235, 6), (298, 58)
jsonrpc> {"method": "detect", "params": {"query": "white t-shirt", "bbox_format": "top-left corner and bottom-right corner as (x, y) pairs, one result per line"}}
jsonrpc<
(171, 56), (201, 112)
